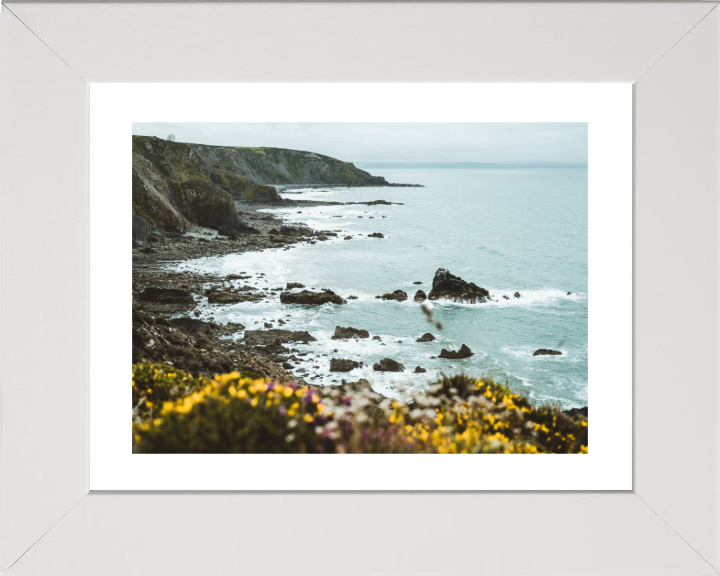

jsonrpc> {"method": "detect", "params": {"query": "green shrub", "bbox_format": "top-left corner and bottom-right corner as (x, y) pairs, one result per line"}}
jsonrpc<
(132, 364), (588, 454)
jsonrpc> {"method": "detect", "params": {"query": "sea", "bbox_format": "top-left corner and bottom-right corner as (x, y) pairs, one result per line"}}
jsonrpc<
(171, 168), (588, 409)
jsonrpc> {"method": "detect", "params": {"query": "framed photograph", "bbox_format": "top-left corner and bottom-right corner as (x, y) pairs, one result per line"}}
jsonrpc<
(91, 83), (629, 491)
(2, 2), (718, 575)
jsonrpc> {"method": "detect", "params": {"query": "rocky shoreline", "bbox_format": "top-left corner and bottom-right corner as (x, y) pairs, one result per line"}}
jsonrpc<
(132, 197), (586, 417)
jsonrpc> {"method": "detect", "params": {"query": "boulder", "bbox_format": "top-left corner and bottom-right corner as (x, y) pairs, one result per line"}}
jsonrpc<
(331, 326), (370, 340)
(514, 292), (521, 298)
(330, 358), (362, 372)
(244, 329), (316, 345)
(439, 344), (473, 359)
(286, 282), (305, 289)
(207, 290), (247, 304)
(170, 317), (215, 337)
(414, 366), (427, 373)
(317, 234), (329, 241)
(368, 232), (384, 238)
(137, 287), (195, 306)
(280, 290), (345, 305)
(567, 291), (572, 296)
(372, 336), (382, 341)
(533, 349), (562, 356)
(376, 290), (408, 302)
(344, 236), (352, 240)
(414, 289), (427, 302)
(372, 358), (405, 372)
(413, 281), (422, 285)
(503, 295), (510, 300)
(428, 268), (490, 303)
(416, 333), (436, 343)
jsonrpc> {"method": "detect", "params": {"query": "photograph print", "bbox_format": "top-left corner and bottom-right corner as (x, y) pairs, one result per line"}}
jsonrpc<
(131, 122), (588, 454)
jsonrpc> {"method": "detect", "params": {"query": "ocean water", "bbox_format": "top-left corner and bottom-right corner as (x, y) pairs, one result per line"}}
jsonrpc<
(172, 168), (588, 409)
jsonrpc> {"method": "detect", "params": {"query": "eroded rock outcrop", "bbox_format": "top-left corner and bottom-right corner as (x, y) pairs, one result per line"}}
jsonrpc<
(280, 290), (346, 305)
(372, 358), (405, 372)
(428, 268), (490, 303)
(244, 329), (316, 345)
(376, 290), (408, 302)
(439, 344), (473, 359)
(331, 326), (370, 340)
(330, 358), (362, 372)
(533, 349), (562, 356)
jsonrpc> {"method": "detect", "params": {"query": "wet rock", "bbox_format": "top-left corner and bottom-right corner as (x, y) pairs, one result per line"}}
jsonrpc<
(414, 366), (427, 373)
(170, 317), (215, 337)
(533, 349), (562, 356)
(514, 292), (521, 298)
(416, 333), (435, 343)
(286, 282), (305, 289)
(372, 358), (405, 372)
(347, 295), (358, 300)
(154, 317), (172, 328)
(439, 344), (473, 359)
(372, 336), (381, 340)
(567, 291), (572, 295)
(428, 268), (490, 303)
(331, 326), (370, 340)
(330, 358), (362, 372)
(280, 290), (346, 305)
(244, 329), (316, 345)
(414, 289), (427, 302)
(207, 290), (250, 304)
(317, 234), (329, 241)
(503, 295), (510, 300)
(368, 232), (384, 238)
(413, 281), (422, 285)
(137, 287), (195, 306)
(344, 236), (352, 240)
(376, 290), (408, 302)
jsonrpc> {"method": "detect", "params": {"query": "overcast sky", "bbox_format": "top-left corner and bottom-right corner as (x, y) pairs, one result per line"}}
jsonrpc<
(132, 123), (587, 164)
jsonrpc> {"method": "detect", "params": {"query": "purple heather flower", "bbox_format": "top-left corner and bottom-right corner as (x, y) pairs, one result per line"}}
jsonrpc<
(279, 407), (287, 416)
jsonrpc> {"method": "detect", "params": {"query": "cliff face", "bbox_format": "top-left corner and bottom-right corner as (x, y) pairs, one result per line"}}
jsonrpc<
(191, 144), (389, 187)
(131, 135), (393, 240)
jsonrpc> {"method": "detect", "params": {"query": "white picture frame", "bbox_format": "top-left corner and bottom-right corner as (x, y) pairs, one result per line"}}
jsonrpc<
(1, 2), (718, 574)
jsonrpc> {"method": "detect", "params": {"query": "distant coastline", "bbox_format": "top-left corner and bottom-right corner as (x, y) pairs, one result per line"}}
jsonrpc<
(358, 161), (588, 170)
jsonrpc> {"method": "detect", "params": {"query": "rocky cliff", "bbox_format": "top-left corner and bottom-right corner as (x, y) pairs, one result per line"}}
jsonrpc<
(131, 135), (411, 240)
(190, 142), (391, 187)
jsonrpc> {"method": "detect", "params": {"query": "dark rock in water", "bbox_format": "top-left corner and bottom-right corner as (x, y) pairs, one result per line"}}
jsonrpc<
(373, 358), (405, 372)
(416, 333), (436, 343)
(138, 287), (195, 306)
(344, 236), (352, 240)
(533, 349), (562, 356)
(563, 406), (588, 421)
(428, 268), (490, 303)
(413, 281), (422, 285)
(372, 335), (381, 340)
(317, 234), (329, 241)
(414, 289), (427, 302)
(286, 282), (305, 289)
(282, 362), (293, 369)
(503, 295), (510, 300)
(567, 291), (572, 296)
(280, 290), (345, 305)
(244, 329), (316, 345)
(414, 366), (427, 373)
(330, 358), (362, 372)
(347, 295), (358, 300)
(226, 274), (251, 280)
(368, 232), (384, 238)
(264, 322), (273, 328)
(332, 326), (370, 340)
(207, 290), (246, 304)
(376, 289), (408, 302)
(439, 344), (473, 359)
(514, 292), (521, 298)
